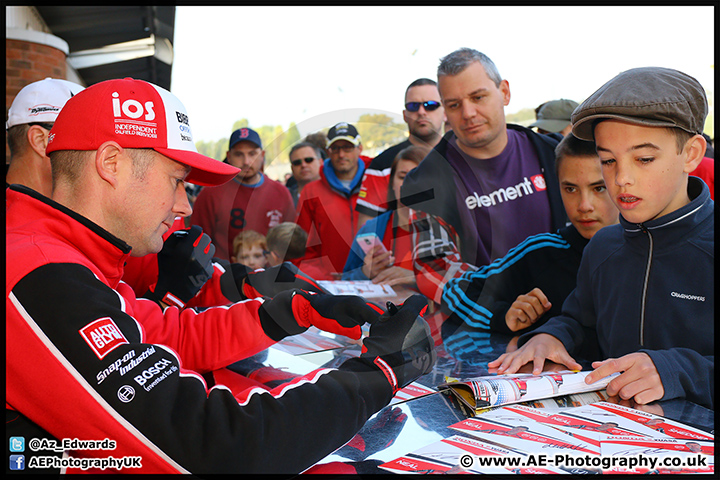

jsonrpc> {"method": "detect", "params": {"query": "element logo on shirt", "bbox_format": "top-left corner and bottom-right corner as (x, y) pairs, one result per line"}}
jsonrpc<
(79, 317), (129, 359)
(531, 174), (546, 191)
(464, 175), (547, 210)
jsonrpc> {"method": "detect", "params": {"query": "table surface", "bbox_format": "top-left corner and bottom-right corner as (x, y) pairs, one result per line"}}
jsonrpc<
(253, 286), (715, 472)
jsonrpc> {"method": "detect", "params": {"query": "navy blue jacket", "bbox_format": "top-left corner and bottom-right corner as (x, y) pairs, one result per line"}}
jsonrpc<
(521, 177), (714, 408)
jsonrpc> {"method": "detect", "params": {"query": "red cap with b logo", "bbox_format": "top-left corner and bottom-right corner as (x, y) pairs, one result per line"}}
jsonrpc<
(46, 77), (239, 186)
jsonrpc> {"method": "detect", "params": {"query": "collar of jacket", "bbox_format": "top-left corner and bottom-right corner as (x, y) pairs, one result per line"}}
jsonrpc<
(321, 157), (366, 197)
(7, 184), (133, 288)
(558, 223), (590, 254)
(620, 176), (713, 245)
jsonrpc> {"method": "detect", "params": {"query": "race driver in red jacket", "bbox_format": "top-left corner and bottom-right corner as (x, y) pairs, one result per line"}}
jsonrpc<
(6, 78), (436, 474)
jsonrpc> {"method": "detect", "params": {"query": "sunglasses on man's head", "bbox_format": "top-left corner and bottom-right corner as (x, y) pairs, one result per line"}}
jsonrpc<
(291, 157), (316, 166)
(405, 101), (441, 112)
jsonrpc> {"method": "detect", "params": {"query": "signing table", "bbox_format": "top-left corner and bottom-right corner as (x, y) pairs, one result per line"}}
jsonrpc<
(240, 284), (715, 473)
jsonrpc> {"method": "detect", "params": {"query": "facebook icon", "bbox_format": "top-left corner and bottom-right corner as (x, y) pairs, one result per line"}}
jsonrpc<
(9, 454), (25, 471)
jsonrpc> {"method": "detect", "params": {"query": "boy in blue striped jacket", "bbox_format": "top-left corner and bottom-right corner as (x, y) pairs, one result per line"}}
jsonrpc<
(441, 133), (618, 334)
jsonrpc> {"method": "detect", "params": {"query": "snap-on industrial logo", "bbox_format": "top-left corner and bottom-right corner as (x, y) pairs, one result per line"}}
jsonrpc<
(464, 175), (546, 210)
(79, 317), (129, 359)
(112, 91), (158, 139)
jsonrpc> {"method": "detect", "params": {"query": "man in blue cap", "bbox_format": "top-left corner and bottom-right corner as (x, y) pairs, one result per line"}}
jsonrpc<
(191, 127), (296, 260)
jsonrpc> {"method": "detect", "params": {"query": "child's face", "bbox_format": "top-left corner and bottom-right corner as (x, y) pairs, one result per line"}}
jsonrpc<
(236, 245), (267, 270)
(595, 120), (695, 224)
(559, 155), (619, 240)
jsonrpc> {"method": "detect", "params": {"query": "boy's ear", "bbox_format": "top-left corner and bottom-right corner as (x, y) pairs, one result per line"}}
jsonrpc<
(682, 134), (708, 173)
(267, 250), (281, 267)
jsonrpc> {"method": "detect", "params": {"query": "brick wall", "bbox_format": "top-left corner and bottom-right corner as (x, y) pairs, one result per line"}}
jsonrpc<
(6, 38), (67, 162)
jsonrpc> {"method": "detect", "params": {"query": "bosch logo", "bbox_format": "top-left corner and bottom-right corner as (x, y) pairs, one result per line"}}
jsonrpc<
(133, 358), (173, 386)
(117, 385), (136, 403)
(112, 92), (155, 121)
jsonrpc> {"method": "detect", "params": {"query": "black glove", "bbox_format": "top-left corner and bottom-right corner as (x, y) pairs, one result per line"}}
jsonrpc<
(359, 294), (436, 393)
(144, 226), (215, 308)
(230, 262), (329, 299)
(258, 289), (383, 341)
(335, 406), (408, 461)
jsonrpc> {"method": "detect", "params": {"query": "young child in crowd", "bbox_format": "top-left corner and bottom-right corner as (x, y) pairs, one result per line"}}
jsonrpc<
(442, 133), (618, 334)
(265, 222), (308, 267)
(489, 67), (714, 409)
(231, 230), (268, 270)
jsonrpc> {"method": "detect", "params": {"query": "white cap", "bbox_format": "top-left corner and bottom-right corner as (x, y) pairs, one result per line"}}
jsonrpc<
(6, 77), (85, 129)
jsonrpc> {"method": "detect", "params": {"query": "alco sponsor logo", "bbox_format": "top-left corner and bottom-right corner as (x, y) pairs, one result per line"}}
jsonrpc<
(464, 175), (546, 210)
(79, 317), (129, 359)
(112, 91), (158, 139)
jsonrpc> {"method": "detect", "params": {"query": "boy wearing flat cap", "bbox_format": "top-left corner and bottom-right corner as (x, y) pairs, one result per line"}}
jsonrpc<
(490, 67), (713, 409)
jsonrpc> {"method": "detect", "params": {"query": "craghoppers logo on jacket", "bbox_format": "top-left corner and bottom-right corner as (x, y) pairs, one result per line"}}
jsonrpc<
(79, 317), (129, 359)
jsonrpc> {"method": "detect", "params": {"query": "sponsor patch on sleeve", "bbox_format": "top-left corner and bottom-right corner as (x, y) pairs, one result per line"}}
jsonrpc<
(79, 317), (129, 359)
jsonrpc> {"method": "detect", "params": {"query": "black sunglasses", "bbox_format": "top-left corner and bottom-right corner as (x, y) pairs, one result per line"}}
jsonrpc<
(291, 157), (316, 166)
(405, 101), (441, 112)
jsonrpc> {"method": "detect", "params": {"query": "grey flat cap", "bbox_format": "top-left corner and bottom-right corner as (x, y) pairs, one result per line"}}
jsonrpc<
(571, 67), (708, 141)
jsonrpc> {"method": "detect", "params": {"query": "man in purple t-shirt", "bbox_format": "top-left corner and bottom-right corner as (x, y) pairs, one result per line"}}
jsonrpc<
(400, 48), (566, 304)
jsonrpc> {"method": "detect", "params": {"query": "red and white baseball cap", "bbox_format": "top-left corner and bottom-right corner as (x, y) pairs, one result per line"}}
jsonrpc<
(45, 77), (239, 186)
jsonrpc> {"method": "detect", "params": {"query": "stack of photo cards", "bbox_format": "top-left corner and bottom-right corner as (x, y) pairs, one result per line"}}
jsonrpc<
(387, 381), (437, 406)
(381, 402), (713, 474)
(379, 434), (567, 474)
(448, 415), (600, 455)
(600, 436), (714, 474)
(576, 402), (714, 441)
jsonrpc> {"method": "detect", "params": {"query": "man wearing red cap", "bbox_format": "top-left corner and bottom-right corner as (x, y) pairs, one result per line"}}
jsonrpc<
(6, 78), (436, 474)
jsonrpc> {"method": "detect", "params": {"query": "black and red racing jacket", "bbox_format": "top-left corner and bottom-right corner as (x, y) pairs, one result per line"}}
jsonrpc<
(6, 185), (392, 474)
